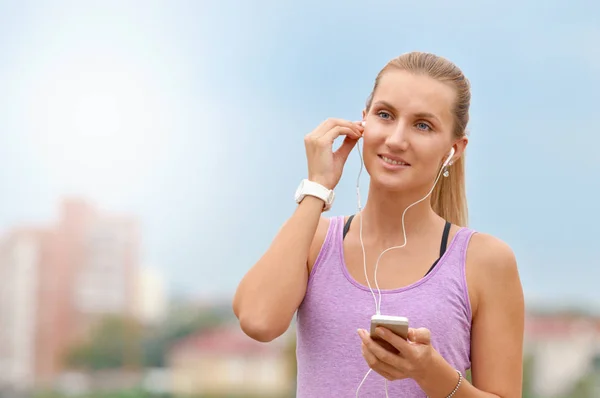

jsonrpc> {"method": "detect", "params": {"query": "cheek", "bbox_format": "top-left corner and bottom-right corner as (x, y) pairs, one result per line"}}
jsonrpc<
(362, 125), (386, 152)
(419, 150), (450, 177)
(361, 135), (379, 166)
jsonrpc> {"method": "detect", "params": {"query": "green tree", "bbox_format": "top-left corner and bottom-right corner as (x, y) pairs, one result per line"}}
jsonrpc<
(568, 373), (594, 398)
(283, 330), (297, 396)
(521, 353), (535, 397)
(66, 315), (142, 370)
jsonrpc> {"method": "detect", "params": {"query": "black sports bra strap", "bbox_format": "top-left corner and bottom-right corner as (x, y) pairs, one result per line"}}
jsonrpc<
(343, 214), (355, 239)
(424, 221), (452, 277)
(439, 221), (451, 257)
(344, 215), (450, 277)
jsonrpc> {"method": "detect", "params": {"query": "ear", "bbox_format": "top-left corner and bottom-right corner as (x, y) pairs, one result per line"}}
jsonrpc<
(362, 108), (367, 121)
(449, 136), (469, 164)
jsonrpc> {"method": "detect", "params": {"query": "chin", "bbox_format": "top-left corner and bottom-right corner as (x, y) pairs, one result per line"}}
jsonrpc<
(371, 175), (416, 193)
(366, 167), (416, 193)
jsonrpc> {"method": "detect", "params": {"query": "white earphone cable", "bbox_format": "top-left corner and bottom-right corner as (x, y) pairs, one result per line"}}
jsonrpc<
(354, 135), (452, 397)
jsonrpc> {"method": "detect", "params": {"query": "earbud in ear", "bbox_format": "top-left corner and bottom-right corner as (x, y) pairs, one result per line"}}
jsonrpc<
(443, 147), (455, 168)
(361, 121), (366, 127)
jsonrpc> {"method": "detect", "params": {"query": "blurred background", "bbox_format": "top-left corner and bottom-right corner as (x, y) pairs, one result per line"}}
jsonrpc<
(0, 1), (598, 397)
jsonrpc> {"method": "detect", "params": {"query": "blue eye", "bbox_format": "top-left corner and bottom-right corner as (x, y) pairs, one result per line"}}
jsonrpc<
(377, 111), (391, 119)
(416, 122), (431, 131)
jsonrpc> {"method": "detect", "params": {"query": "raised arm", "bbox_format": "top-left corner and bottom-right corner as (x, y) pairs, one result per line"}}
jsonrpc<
(233, 118), (363, 342)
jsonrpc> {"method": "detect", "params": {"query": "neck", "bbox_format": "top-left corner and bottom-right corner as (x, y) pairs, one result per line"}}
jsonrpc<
(359, 181), (441, 246)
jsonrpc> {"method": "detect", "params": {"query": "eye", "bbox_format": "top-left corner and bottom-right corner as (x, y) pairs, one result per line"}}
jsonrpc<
(415, 122), (432, 131)
(377, 111), (392, 120)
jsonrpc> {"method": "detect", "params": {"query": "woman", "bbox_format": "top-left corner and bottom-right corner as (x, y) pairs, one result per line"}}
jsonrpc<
(233, 52), (524, 397)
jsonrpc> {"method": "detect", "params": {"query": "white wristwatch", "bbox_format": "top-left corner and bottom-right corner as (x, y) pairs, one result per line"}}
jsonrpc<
(295, 179), (335, 211)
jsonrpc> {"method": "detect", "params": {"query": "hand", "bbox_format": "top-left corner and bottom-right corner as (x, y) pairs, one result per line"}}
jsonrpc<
(304, 118), (363, 190)
(358, 327), (434, 382)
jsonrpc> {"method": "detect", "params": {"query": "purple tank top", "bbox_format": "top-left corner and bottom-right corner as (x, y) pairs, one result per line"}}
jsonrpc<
(295, 215), (475, 397)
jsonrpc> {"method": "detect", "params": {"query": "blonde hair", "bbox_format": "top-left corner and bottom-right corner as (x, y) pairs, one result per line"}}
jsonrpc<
(365, 51), (471, 227)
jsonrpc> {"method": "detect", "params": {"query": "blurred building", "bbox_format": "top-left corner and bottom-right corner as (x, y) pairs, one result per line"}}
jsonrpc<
(167, 325), (293, 397)
(0, 198), (141, 391)
(135, 265), (168, 326)
(525, 312), (600, 397)
(0, 227), (44, 391)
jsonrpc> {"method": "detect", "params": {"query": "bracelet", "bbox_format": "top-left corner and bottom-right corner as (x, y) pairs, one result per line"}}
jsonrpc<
(426, 370), (462, 398)
(444, 370), (462, 398)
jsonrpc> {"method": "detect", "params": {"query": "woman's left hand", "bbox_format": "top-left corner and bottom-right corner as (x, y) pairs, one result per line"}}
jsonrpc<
(358, 327), (434, 382)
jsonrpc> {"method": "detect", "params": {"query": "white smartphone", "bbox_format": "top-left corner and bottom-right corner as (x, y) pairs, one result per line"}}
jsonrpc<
(370, 315), (409, 353)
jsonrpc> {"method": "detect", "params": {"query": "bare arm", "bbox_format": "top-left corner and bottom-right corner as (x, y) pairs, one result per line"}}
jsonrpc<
(468, 233), (525, 397)
(233, 117), (362, 342)
(232, 196), (326, 342)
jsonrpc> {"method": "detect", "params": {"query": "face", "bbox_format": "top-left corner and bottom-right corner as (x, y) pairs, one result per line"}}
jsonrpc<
(361, 70), (467, 193)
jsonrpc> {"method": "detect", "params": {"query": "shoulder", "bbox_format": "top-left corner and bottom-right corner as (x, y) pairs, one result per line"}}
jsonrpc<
(467, 232), (518, 272)
(465, 232), (523, 316)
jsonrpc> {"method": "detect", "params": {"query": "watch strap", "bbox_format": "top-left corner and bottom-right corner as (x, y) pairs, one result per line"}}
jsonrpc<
(296, 179), (335, 211)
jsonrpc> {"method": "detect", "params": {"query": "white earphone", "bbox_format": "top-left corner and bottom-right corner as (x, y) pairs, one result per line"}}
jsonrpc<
(443, 147), (455, 168)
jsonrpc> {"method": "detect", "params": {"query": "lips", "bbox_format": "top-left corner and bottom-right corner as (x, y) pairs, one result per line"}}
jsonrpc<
(378, 154), (411, 166)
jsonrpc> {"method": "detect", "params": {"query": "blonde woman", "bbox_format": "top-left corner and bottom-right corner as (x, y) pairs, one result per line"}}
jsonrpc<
(234, 52), (524, 398)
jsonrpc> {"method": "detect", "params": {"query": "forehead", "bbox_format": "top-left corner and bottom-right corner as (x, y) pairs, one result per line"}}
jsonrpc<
(372, 70), (456, 124)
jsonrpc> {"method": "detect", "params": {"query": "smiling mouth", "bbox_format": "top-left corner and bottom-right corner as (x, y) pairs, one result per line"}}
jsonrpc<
(379, 155), (410, 166)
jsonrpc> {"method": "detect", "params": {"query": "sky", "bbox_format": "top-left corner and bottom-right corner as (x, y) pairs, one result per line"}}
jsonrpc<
(0, 0), (598, 310)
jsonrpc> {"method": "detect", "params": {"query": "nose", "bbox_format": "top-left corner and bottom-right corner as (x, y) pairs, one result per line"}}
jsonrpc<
(385, 122), (409, 151)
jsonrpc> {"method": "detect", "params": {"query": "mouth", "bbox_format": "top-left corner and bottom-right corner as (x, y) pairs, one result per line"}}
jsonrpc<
(378, 154), (411, 167)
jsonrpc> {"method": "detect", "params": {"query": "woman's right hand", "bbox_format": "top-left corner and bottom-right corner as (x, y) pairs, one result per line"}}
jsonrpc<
(303, 118), (363, 190)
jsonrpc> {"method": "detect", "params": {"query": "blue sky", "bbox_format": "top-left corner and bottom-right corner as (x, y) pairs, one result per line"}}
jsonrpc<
(0, 1), (598, 309)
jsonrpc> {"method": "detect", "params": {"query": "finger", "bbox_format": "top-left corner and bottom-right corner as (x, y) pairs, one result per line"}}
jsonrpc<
(304, 126), (356, 149)
(374, 327), (412, 354)
(407, 328), (431, 345)
(314, 118), (362, 139)
(333, 135), (359, 162)
(353, 120), (365, 130)
(353, 120), (365, 132)
(320, 126), (361, 144)
(361, 343), (398, 380)
(359, 329), (402, 368)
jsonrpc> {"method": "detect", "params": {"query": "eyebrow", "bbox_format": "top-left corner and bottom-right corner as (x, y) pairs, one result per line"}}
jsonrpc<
(373, 101), (441, 123)
(414, 112), (440, 123)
